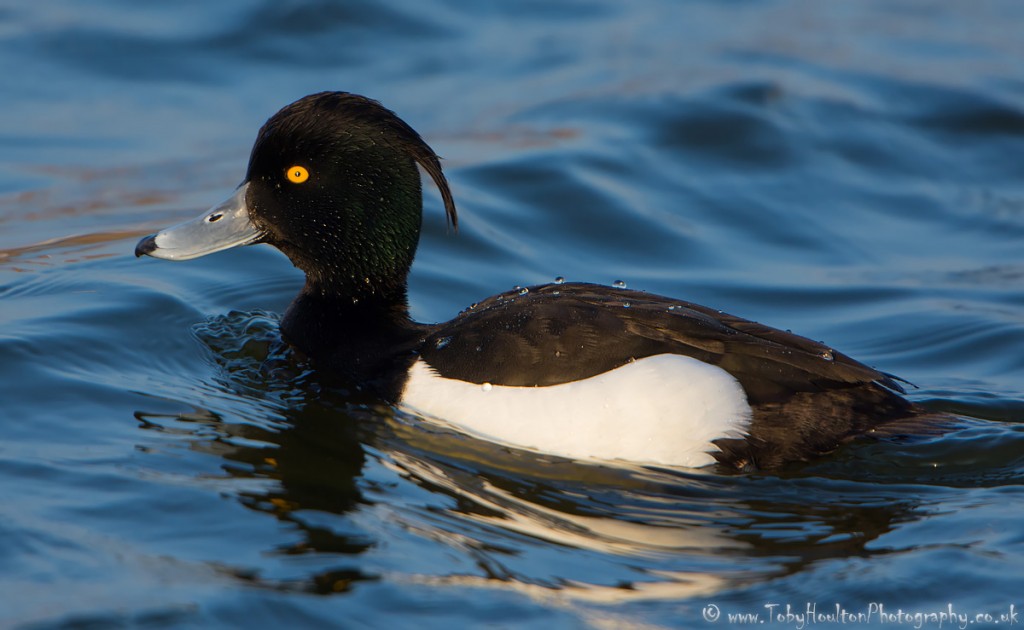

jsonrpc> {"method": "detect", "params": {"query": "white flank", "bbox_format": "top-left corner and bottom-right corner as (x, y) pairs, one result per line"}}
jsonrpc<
(399, 354), (752, 468)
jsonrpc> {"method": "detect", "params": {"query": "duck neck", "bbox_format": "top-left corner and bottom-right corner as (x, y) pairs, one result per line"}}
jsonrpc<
(280, 282), (424, 382)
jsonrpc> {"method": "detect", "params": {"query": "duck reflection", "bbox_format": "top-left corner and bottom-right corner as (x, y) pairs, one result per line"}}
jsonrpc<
(134, 311), (926, 602)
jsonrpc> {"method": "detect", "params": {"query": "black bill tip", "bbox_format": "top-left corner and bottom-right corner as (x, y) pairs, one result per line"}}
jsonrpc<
(135, 234), (158, 258)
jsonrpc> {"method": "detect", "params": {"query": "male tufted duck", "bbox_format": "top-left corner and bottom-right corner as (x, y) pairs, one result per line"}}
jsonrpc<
(137, 91), (928, 470)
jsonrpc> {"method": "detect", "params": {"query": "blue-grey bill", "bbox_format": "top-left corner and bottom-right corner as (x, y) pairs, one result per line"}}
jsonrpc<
(135, 184), (263, 260)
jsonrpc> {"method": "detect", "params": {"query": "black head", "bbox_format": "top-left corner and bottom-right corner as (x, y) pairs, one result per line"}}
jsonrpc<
(244, 92), (457, 300)
(137, 92), (457, 299)
(133, 92), (458, 370)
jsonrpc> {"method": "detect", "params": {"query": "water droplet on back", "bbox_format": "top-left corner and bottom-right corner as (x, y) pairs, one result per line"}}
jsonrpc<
(613, 280), (627, 288)
(554, 276), (565, 284)
(435, 336), (451, 350)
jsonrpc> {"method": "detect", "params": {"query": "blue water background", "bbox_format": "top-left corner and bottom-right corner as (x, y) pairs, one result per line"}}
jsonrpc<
(2, 1), (1024, 627)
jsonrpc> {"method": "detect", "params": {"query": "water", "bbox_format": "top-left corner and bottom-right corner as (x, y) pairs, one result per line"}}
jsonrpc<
(2, 1), (1024, 627)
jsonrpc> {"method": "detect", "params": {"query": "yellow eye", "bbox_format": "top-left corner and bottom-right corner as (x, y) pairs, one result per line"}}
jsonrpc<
(286, 165), (309, 184)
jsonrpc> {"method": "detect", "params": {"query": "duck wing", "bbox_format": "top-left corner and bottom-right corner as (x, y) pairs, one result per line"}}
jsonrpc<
(421, 282), (905, 402)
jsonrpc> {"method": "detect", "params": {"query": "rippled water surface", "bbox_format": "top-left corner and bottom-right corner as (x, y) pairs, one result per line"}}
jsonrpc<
(3, 1), (1024, 627)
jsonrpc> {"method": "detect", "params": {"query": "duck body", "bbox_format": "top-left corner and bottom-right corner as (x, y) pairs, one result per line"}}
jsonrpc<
(136, 91), (922, 471)
(279, 279), (916, 469)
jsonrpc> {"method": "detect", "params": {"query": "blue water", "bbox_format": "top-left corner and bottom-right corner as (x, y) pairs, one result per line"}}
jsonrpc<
(3, 1), (1024, 627)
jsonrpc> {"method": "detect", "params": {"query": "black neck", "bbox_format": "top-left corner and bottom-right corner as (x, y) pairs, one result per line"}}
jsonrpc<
(280, 285), (426, 390)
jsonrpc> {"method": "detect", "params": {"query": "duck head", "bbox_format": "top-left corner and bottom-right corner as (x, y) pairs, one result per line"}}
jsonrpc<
(136, 92), (457, 304)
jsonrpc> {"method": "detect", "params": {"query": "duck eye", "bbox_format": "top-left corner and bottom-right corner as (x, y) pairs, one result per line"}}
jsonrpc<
(286, 165), (310, 184)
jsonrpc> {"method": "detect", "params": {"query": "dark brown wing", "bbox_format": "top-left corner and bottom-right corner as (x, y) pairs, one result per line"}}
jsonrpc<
(421, 281), (905, 402)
